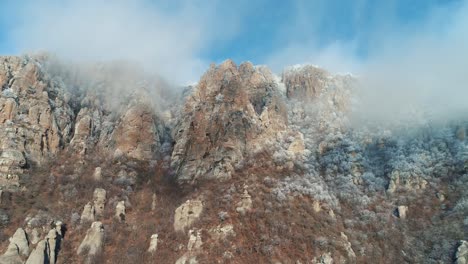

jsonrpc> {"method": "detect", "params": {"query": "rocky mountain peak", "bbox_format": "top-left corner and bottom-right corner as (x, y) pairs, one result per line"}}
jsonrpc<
(0, 55), (466, 264)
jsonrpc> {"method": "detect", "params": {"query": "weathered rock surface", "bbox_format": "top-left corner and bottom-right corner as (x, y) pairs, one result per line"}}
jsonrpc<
(26, 240), (49, 264)
(0, 243), (23, 264)
(176, 229), (202, 264)
(209, 224), (235, 241)
(171, 60), (297, 184)
(174, 199), (203, 232)
(0, 227), (29, 264)
(236, 187), (252, 215)
(283, 65), (329, 100)
(46, 229), (60, 264)
(113, 104), (160, 160)
(77, 221), (104, 257)
(80, 202), (95, 224)
(9, 227), (30, 257)
(312, 252), (333, 264)
(115, 201), (125, 222)
(0, 55), (164, 190)
(93, 188), (106, 217)
(147, 234), (158, 253)
(92, 167), (102, 181)
(397, 205), (408, 219)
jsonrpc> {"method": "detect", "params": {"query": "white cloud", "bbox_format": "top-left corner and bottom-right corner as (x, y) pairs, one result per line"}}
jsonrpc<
(266, 0), (468, 124)
(7, 0), (239, 84)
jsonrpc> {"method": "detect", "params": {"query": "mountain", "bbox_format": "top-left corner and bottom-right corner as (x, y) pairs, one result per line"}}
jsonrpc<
(0, 54), (466, 263)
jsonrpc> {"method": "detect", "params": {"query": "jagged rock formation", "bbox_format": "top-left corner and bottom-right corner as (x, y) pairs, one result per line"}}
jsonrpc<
(171, 60), (302, 184)
(0, 55), (165, 190)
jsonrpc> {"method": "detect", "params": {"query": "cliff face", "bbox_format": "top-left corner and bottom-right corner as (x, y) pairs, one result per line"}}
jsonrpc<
(0, 55), (165, 190)
(0, 55), (466, 264)
(171, 60), (302, 184)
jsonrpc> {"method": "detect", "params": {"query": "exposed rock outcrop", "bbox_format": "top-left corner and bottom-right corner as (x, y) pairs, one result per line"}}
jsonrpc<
(77, 221), (104, 258)
(174, 199), (203, 232)
(9, 227), (30, 257)
(171, 60), (295, 184)
(0, 227), (29, 263)
(176, 229), (202, 264)
(93, 188), (106, 217)
(26, 240), (49, 264)
(0, 55), (165, 190)
(283, 65), (329, 100)
(236, 187), (252, 215)
(113, 104), (160, 160)
(80, 202), (95, 224)
(46, 229), (60, 264)
(0, 56), (76, 189)
(397, 205), (408, 219)
(147, 234), (158, 253)
(0, 243), (23, 264)
(92, 167), (102, 181)
(115, 201), (126, 222)
(209, 224), (235, 241)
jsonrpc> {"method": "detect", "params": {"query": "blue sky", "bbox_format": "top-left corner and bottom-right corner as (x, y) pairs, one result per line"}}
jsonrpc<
(0, 0), (465, 82)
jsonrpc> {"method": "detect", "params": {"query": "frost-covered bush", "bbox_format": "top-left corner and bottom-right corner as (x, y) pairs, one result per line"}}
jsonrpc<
(454, 197), (468, 212)
(362, 172), (386, 192)
(273, 173), (339, 208)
